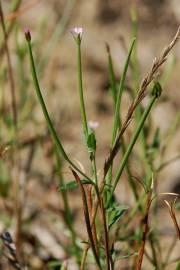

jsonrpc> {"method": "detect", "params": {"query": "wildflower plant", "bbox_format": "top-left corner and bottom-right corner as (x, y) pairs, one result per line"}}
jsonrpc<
(24, 18), (180, 270)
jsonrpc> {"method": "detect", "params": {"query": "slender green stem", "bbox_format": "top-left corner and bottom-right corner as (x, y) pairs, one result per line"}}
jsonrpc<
(106, 43), (118, 108)
(92, 155), (98, 185)
(107, 93), (159, 206)
(106, 44), (139, 202)
(76, 35), (98, 187)
(26, 36), (93, 184)
(106, 44), (119, 184)
(77, 37), (88, 138)
(111, 38), (136, 145)
(106, 38), (136, 186)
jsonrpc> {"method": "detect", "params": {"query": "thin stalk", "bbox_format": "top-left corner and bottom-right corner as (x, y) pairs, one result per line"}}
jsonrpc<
(71, 169), (102, 270)
(105, 43), (118, 184)
(106, 43), (139, 201)
(75, 34), (103, 267)
(80, 245), (89, 270)
(55, 151), (81, 263)
(25, 31), (94, 184)
(107, 90), (160, 206)
(111, 38), (136, 145)
(87, 186), (99, 255)
(92, 155), (98, 185)
(106, 38), (136, 185)
(163, 236), (177, 268)
(75, 32), (99, 188)
(136, 191), (152, 270)
(76, 36), (88, 138)
(100, 197), (111, 270)
(106, 43), (118, 108)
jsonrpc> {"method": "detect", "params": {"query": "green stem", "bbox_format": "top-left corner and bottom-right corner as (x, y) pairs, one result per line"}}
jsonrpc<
(107, 94), (158, 206)
(106, 38), (136, 186)
(106, 43), (117, 108)
(106, 43), (139, 202)
(92, 155), (98, 185)
(77, 37), (88, 138)
(26, 37), (94, 185)
(111, 38), (136, 145)
(76, 35), (99, 189)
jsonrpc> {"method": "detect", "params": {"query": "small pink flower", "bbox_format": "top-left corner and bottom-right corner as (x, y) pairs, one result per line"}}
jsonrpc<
(71, 27), (83, 40)
(88, 121), (99, 130)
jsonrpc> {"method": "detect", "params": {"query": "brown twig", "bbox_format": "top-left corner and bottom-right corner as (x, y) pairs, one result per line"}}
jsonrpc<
(164, 199), (180, 240)
(100, 197), (111, 270)
(87, 186), (99, 255)
(71, 168), (102, 270)
(136, 190), (152, 270)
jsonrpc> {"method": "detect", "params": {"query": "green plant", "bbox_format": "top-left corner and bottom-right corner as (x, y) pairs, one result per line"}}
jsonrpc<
(25, 21), (180, 270)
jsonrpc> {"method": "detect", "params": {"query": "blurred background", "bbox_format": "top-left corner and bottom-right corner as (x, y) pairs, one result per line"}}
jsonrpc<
(0, 0), (180, 269)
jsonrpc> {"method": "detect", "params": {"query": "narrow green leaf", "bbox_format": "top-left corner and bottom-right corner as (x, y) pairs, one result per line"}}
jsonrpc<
(106, 43), (118, 108)
(87, 128), (96, 154)
(108, 205), (129, 230)
(151, 127), (160, 149)
(111, 38), (136, 145)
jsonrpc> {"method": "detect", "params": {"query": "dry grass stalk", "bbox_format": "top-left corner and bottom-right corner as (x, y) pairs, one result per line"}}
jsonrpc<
(71, 168), (102, 270)
(135, 191), (152, 270)
(99, 197), (111, 270)
(104, 26), (180, 176)
(87, 186), (99, 255)
(164, 199), (180, 240)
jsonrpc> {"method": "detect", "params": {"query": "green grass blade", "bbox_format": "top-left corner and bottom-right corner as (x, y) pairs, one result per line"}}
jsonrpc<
(106, 43), (118, 109)
(111, 38), (136, 145)
(107, 83), (162, 206)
